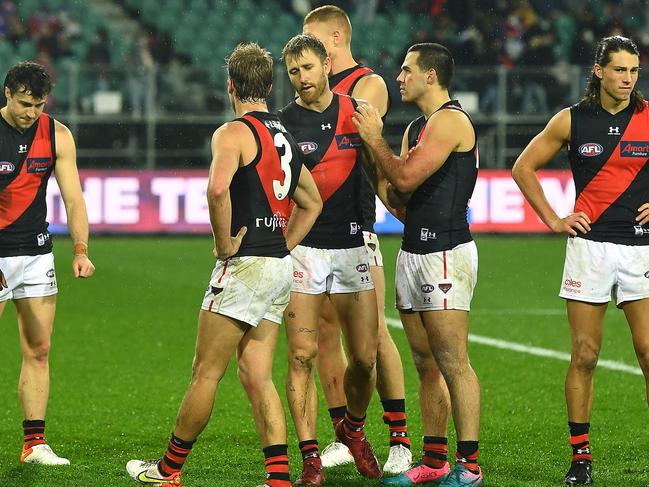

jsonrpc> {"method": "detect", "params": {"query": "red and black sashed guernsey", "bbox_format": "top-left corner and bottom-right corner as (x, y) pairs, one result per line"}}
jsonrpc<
(330, 65), (389, 234)
(0, 113), (56, 257)
(230, 112), (303, 258)
(279, 93), (365, 249)
(569, 100), (649, 245)
(403, 100), (478, 254)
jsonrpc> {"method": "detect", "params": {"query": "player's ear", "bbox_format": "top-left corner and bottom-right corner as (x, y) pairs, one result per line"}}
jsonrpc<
(332, 30), (342, 47)
(594, 64), (603, 80)
(427, 68), (437, 85)
(227, 78), (235, 95)
(267, 83), (273, 96)
(324, 56), (332, 76)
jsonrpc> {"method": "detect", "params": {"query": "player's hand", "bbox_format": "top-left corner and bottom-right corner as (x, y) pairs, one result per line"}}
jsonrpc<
(73, 255), (95, 278)
(214, 226), (247, 260)
(352, 103), (383, 145)
(636, 203), (649, 225)
(0, 268), (7, 289)
(549, 212), (591, 237)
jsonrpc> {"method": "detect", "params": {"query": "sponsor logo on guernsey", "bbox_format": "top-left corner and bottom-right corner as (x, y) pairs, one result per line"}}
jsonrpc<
(0, 161), (15, 174)
(421, 284), (435, 293)
(578, 143), (603, 157)
(356, 263), (368, 273)
(255, 212), (287, 232)
(263, 119), (286, 132)
(299, 141), (318, 155)
(335, 133), (362, 150)
(26, 157), (53, 173)
(350, 222), (359, 235)
(36, 233), (50, 246)
(438, 283), (452, 294)
(420, 228), (437, 241)
(620, 141), (649, 157)
(608, 126), (620, 135)
(634, 225), (649, 236)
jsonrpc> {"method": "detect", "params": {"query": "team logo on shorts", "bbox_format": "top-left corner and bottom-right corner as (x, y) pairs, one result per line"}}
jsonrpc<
(210, 285), (223, 296)
(421, 284), (435, 293)
(621, 141), (649, 157)
(0, 161), (15, 174)
(299, 141), (318, 155)
(438, 283), (452, 294)
(578, 143), (603, 157)
(356, 264), (368, 273)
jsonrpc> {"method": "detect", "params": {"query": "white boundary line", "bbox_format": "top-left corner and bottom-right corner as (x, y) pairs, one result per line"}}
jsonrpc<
(385, 317), (643, 376)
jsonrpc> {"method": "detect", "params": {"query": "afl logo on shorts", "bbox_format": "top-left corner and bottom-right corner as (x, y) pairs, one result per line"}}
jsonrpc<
(644, 271), (649, 279)
(578, 143), (603, 157)
(0, 161), (15, 174)
(356, 264), (368, 273)
(421, 284), (435, 293)
(46, 269), (55, 278)
(299, 141), (318, 155)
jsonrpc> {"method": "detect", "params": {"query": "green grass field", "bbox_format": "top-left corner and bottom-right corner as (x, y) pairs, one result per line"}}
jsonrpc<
(0, 235), (647, 487)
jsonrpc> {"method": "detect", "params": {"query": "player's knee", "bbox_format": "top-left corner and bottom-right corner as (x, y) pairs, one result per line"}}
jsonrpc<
(348, 353), (376, 378)
(433, 349), (469, 382)
(411, 351), (436, 380)
(634, 345), (649, 373)
(238, 366), (270, 394)
(23, 339), (50, 365)
(571, 340), (600, 372)
(289, 345), (318, 372)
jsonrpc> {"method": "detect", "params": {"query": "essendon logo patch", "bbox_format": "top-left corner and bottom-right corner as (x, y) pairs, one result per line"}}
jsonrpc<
(620, 141), (649, 157)
(438, 283), (452, 294)
(299, 141), (318, 155)
(0, 161), (15, 174)
(578, 143), (603, 157)
(335, 133), (362, 150)
(26, 157), (53, 173)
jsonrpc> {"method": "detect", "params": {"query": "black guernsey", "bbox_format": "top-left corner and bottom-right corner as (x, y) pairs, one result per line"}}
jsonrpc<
(402, 100), (478, 254)
(279, 94), (365, 249)
(569, 99), (649, 245)
(0, 112), (56, 257)
(230, 112), (302, 258)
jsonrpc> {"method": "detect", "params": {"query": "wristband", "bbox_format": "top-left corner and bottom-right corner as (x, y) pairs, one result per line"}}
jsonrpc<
(73, 242), (88, 256)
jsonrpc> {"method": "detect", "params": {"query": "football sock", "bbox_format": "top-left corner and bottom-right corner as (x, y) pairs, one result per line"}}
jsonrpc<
(328, 406), (346, 432)
(422, 436), (448, 469)
(158, 433), (195, 477)
(298, 439), (321, 463)
(23, 419), (46, 449)
(381, 399), (410, 449)
(263, 444), (291, 487)
(342, 412), (366, 439)
(456, 441), (479, 474)
(568, 422), (592, 462)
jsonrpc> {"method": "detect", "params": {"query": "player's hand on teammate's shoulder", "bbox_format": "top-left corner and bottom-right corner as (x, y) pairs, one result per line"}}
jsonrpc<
(636, 203), (649, 225)
(0, 267), (7, 289)
(214, 226), (247, 260)
(550, 212), (591, 237)
(353, 103), (383, 144)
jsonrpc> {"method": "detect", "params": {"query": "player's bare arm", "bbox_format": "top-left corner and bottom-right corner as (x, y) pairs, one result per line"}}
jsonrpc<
(53, 120), (95, 278)
(207, 122), (248, 259)
(637, 203), (649, 225)
(353, 104), (470, 193)
(512, 108), (591, 236)
(386, 125), (415, 210)
(285, 166), (322, 251)
(352, 74), (389, 117)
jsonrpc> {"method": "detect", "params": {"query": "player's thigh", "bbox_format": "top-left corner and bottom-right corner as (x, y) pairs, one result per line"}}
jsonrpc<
(566, 300), (607, 352)
(400, 310), (437, 370)
(194, 310), (247, 374)
(284, 291), (324, 354)
(318, 295), (341, 340)
(0, 298), (7, 319)
(420, 309), (471, 362)
(332, 289), (378, 359)
(238, 319), (281, 382)
(14, 295), (56, 351)
(622, 298), (649, 355)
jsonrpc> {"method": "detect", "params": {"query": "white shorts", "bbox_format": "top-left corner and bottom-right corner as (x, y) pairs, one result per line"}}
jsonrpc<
(0, 253), (58, 302)
(559, 237), (649, 306)
(291, 245), (374, 294)
(364, 231), (383, 267)
(396, 241), (478, 311)
(201, 255), (292, 326)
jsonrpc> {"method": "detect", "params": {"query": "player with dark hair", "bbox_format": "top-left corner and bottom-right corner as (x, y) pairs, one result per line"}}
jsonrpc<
(126, 42), (322, 487)
(302, 5), (412, 475)
(279, 33), (382, 485)
(513, 35), (649, 486)
(354, 43), (483, 487)
(0, 61), (95, 466)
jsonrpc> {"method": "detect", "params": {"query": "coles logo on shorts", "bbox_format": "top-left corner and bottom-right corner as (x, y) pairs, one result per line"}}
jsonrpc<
(0, 161), (15, 174)
(578, 143), (603, 157)
(356, 264), (368, 273)
(620, 141), (649, 157)
(564, 279), (582, 288)
(421, 284), (435, 293)
(299, 141), (318, 155)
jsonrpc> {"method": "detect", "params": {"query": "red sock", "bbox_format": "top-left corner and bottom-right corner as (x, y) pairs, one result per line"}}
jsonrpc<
(422, 436), (447, 469)
(342, 412), (366, 439)
(382, 399), (410, 449)
(263, 444), (291, 487)
(23, 420), (46, 449)
(456, 441), (479, 474)
(158, 433), (195, 477)
(328, 406), (346, 432)
(298, 439), (321, 463)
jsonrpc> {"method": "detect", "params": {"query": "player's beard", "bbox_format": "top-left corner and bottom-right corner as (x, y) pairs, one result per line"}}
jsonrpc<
(298, 72), (327, 105)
